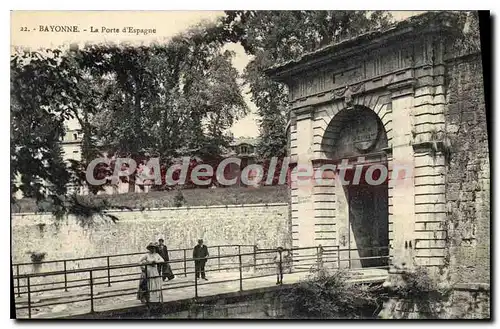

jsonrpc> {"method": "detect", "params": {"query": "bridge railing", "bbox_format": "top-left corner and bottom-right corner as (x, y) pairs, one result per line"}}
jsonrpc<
(13, 245), (390, 319)
(12, 244), (257, 296)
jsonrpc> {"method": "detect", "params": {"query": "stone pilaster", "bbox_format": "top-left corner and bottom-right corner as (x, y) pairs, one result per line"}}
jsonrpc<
(311, 159), (337, 267)
(290, 106), (317, 263)
(411, 80), (448, 269)
(387, 79), (417, 268)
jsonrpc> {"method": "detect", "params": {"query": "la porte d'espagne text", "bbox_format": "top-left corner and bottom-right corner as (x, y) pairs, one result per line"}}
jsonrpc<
(36, 25), (156, 35)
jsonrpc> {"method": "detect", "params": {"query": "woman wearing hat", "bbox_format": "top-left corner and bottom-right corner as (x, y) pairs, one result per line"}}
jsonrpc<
(137, 242), (165, 303)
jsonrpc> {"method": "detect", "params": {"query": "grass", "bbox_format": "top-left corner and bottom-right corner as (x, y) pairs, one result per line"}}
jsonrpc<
(12, 186), (289, 213)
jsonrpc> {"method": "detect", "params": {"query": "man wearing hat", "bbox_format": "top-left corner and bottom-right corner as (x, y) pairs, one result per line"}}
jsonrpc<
(193, 239), (209, 280)
(273, 247), (284, 285)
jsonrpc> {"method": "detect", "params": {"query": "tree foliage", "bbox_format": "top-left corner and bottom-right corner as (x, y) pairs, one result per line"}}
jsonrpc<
(10, 21), (248, 218)
(77, 23), (248, 192)
(219, 11), (394, 159)
(452, 11), (482, 56)
(11, 11), (482, 218)
(11, 49), (88, 207)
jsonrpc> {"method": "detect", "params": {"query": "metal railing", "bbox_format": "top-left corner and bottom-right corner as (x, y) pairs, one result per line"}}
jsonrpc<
(13, 245), (390, 319)
(12, 244), (257, 297)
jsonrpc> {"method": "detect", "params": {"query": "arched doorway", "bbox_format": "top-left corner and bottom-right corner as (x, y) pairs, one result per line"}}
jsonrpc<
(321, 105), (389, 269)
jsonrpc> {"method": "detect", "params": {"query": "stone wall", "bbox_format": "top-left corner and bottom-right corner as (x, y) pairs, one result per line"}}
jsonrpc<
(379, 284), (490, 319)
(66, 287), (286, 319)
(444, 52), (490, 285)
(11, 203), (289, 274)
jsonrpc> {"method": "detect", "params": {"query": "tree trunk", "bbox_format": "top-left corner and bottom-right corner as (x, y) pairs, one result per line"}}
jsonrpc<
(129, 80), (142, 193)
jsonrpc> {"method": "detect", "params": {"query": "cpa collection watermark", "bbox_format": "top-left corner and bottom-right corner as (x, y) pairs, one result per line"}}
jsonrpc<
(85, 156), (413, 187)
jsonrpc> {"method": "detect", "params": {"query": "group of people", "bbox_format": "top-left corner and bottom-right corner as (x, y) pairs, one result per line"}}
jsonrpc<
(136, 238), (291, 304)
(137, 238), (210, 303)
(137, 238), (175, 303)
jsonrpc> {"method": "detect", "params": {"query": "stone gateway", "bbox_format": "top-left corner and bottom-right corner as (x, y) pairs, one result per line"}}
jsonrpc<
(266, 11), (490, 293)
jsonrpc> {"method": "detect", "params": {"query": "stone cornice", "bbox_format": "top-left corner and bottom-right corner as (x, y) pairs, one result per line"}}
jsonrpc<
(412, 139), (452, 167)
(412, 141), (448, 153)
(287, 63), (445, 109)
(381, 147), (393, 156)
(444, 51), (482, 64)
(11, 203), (290, 218)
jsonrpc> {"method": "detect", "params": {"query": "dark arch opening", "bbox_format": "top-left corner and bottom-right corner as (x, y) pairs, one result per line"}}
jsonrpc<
(321, 105), (389, 269)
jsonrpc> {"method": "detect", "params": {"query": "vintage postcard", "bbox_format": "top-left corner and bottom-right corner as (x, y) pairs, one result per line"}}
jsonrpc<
(10, 10), (490, 320)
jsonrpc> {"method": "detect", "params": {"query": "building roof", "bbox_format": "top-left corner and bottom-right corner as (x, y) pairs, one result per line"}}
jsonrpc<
(231, 136), (260, 146)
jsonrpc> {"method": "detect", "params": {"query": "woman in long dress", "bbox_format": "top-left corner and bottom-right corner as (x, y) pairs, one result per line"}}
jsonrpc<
(137, 242), (165, 303)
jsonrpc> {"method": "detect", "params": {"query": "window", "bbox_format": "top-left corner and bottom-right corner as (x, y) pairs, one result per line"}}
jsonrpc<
(240, 145), (248, 154)
(73, 133), (78, 140)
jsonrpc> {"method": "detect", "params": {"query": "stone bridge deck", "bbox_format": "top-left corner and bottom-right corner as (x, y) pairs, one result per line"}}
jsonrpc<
(15, 268), (388, 319)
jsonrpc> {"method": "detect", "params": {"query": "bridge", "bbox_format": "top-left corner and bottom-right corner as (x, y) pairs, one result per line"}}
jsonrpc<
(12, 245), (390, 319)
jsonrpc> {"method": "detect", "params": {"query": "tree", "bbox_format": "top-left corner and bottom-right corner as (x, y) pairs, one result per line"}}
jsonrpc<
(11, 48), (122, 222)
(83, 22), (247, 189)
(10, 18), (251, 222)
(11, 49), (84, 206)
(220, 11), (394, 159)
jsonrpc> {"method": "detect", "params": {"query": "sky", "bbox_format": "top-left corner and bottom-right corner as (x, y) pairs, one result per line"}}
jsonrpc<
(11, 11), (426, 138)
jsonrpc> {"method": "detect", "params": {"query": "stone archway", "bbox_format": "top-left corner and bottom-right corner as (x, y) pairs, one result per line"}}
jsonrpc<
(268, 13), (459, 272)
(320, 105), (388, 159)
(321, 105), (389, 268)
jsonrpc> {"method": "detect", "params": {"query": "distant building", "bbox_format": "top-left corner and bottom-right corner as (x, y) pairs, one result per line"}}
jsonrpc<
(223, 137), (260, 187)
(227, 137), (259, 158)
(60, 118), (85, 195)
(60, 117), (82, 163)
(13, 118), (85, 200)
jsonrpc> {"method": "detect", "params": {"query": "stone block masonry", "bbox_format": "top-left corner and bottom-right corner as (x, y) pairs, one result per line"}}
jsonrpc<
(380, 284), (490, 319)
(269, 14), (490, 292)
(444, 52), (490, 285)
(11, 203), (289, 273)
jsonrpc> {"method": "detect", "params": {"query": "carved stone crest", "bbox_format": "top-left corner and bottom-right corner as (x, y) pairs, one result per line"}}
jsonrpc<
(342, 113), (380, 152)
(351, 115), (380, 152)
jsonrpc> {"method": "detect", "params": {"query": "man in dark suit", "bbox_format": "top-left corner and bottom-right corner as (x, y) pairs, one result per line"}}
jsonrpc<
(193, 239), (209, 280)
(157, 238), (172, 281)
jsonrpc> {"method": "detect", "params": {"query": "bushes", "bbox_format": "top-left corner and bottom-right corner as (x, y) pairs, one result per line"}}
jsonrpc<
(12, 185), (288, 213)
(278, 269), (379, 319)
(390, 266), (451, 318)
(28, 251), (46, 263)
(173, 189), (186, 207)
(278, 267), (450, 319)
(26, 251), (47, 272)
